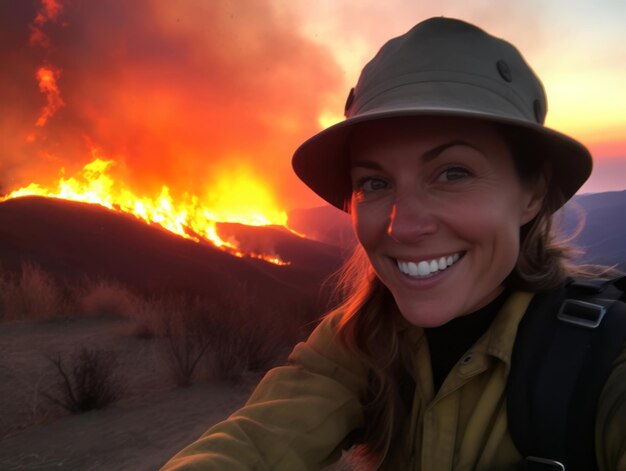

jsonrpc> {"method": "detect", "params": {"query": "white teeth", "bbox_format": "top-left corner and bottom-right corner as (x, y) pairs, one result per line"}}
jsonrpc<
(396, 252), (463, 278)
(438, 257), (446, 270)
(417, 261), (430, 276)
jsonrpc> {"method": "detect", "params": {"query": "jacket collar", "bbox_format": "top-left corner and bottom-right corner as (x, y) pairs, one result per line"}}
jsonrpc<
(481, 291), (534, 374)
(394, 290), (535, 375)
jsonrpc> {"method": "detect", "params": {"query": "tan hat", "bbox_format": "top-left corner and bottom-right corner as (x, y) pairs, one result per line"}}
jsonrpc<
(292, 17), (592, 210)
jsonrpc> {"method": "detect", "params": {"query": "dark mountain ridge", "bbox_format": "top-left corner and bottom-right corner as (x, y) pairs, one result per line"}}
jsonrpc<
(1, 190), (623, 311)
(0, 196), (344, 308)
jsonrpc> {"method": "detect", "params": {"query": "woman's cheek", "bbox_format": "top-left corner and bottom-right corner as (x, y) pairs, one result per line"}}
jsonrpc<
(352, 204), (389, 248)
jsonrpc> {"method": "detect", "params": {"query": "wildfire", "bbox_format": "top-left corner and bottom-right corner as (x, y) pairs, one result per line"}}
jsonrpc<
(2, 151), (291, 266)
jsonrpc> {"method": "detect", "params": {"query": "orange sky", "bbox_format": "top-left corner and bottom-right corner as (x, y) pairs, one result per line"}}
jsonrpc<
(0, 0), (624, 212)
(287, 0), (626, 195)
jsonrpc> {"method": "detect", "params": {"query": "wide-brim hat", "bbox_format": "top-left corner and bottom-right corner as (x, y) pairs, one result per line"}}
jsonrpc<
(292, 17), (592, 211)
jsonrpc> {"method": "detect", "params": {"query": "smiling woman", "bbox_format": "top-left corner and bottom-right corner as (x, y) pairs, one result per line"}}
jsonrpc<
(161, 17), (626, 471)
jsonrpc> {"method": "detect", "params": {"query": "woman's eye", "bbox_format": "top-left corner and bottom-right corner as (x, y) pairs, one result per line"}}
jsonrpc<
(354, 177), (388, 193)
(437, 167), (471, 182)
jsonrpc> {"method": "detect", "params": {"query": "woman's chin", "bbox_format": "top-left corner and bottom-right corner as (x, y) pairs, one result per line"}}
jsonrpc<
(394, 299), (463, 327)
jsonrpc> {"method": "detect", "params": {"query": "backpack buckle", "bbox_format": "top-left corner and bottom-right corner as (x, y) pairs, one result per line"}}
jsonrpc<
(524, 456), (566, 470)
(557, 299), (606, 329)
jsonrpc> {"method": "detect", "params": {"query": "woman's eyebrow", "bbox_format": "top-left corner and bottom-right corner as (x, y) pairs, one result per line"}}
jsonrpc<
(350, 160), (383, 170)
(422, 139), (479, 162)
(350, 139), (479, 170)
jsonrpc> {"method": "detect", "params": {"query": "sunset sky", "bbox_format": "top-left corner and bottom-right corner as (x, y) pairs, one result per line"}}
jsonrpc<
(1, 0), (624, 213)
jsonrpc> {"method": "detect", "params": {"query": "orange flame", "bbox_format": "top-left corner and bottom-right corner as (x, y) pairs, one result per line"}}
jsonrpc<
(2, 149), (290, 265)
(35, 65), (65, 127)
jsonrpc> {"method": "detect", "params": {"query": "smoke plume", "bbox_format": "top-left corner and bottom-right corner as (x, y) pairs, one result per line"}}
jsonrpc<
(0, 0), (344, 209)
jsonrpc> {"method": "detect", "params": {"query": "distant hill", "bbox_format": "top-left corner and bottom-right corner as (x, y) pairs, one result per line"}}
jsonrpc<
(557, 190), (626, 267)
(0, 196), (344, 309)
(288, 205), (355, 250)
(289, 190), (626, 269)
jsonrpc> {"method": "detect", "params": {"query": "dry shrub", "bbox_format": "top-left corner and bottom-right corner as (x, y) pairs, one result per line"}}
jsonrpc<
(207, 332), (250, 383)
(72, 277), (313, 388)
(207, 318), (279, 383)
(0, 262), (62, 321)
(147, 296), (214, 387)
(44, 346), (124, 413)
(146, 285), (303, 387)
(206, 286), (298, 383)
(125, 294), (166, 339)
(79, 279), (139, 318)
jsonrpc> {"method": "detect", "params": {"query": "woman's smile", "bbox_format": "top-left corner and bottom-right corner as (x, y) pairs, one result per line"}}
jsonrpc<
(395, 252), (462, 278)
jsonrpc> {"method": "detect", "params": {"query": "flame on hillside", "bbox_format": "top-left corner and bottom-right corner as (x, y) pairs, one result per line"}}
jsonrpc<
(1, 150), (291, 265)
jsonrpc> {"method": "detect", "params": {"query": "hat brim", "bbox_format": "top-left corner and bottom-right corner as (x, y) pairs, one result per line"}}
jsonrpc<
(292, 108), (592, 211)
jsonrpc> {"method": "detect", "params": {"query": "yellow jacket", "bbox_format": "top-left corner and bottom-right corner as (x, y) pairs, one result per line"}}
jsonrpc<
(161, 291), (626, 470)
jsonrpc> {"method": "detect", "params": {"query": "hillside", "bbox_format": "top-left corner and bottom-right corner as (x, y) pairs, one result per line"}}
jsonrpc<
(0, 196), (344, 307)
(1, 191), (622, 306)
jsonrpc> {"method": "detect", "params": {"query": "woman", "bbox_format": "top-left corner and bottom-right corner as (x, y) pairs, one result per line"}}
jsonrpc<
(162, 17), (626, 470)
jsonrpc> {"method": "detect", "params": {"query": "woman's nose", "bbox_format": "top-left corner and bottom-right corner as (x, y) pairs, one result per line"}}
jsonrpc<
(387, 195), (437, 243)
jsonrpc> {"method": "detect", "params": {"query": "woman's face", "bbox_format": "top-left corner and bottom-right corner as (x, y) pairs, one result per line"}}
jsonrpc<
(349, 117), (544, 327)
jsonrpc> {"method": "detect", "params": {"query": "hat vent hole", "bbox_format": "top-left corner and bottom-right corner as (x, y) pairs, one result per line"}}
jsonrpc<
(496, 60), (512, 82)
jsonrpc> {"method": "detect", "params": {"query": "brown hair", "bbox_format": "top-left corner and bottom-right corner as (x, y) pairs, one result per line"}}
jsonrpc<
(325, 124), (610, 462)
(327, 251), (393, 459)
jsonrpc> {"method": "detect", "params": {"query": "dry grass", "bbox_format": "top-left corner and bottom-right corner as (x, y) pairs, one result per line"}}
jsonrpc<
(128, 286), (310, 386)
(0, 263), (317, 390)
(137, 293), (294, 386)
(0, 263), (63, 321)
(78, 279), (140, 318)
(0, 263), (334, 467)
(0, 264), (142, 322)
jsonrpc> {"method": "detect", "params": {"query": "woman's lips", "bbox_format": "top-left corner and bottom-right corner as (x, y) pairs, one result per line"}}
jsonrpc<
(395, 252), (463, 278)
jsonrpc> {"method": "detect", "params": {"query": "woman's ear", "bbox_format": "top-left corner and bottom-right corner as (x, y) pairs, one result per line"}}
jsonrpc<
(520, 168), (549, 225)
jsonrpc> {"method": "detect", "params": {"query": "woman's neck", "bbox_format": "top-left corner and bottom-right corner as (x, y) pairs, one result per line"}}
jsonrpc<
(424, 288), (510, 392)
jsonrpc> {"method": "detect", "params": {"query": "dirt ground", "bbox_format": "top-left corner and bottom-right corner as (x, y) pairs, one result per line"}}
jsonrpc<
(0, 316), (258, 470)
(0, 316), (364, 470)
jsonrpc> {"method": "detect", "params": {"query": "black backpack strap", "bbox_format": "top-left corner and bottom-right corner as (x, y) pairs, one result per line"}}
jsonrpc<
(507, 277), (626, 471)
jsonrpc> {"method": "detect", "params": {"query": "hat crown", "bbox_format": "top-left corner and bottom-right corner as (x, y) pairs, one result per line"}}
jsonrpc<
(348, 17), (547, 124)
